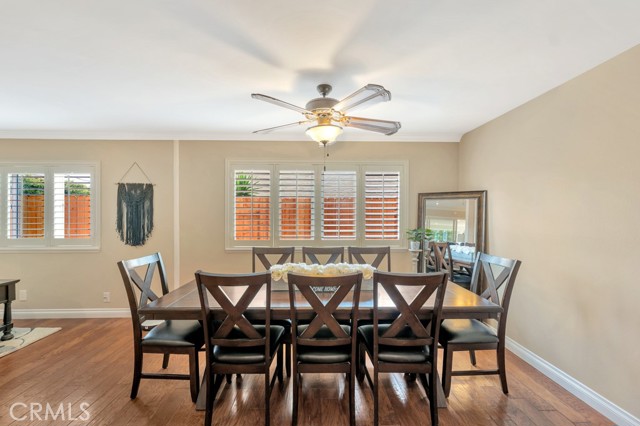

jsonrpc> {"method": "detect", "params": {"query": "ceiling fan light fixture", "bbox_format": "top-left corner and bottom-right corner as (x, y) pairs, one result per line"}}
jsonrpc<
(305, 124), (343, 146)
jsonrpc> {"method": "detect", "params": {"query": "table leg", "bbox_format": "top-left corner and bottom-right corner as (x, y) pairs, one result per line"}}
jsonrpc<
(1, 301), (14, 341)
(435, 372), (448, 408)
(195, 366), (208, 411)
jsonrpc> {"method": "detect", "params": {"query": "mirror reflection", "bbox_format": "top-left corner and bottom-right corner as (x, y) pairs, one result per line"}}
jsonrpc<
(417, 191), (486, 273)
(423, 198), (477, 244)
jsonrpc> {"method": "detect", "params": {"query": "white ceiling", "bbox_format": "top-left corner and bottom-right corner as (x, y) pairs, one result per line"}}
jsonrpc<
(1, 0), (640, 142)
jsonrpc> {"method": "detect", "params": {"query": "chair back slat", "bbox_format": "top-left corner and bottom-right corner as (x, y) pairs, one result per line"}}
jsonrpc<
(287, 273), (362, 348)
(117, 253), (169, 335)
(469, 252), (522, 336)
(424, 241), (438, 272)
(302, 246), (344, 265)
(348, 246), (391, 271)
(252, 247), (295, 272)
(432, 242), (454, 277)
(373, 271), (448, 352)
(195, 272), (271, 350)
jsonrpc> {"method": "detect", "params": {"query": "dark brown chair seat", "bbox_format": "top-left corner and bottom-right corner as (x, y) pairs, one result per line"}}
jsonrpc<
(212, 325), (285, 364)
(439, 319), (498, 344)
(358, 324), (431, 363)
(141, 320), (204, 347)
(296, 324), (352, 363)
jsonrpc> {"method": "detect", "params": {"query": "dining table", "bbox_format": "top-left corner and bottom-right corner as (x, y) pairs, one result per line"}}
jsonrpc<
(139, 279), (501, 409)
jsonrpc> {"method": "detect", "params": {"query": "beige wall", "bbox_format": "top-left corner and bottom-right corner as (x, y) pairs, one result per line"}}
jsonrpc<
(0, 139), (175, 310)
(178, 141), (459, 284)
(459, 45), (640, 417)
(0, 139), (458, 311)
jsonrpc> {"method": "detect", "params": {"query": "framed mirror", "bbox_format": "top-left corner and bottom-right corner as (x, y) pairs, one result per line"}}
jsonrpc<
(417, 191), (486, 272)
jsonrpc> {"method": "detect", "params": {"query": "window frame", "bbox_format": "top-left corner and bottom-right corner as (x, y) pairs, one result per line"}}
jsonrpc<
(0, 161), (101, 252)
(225, 159), (408, 250)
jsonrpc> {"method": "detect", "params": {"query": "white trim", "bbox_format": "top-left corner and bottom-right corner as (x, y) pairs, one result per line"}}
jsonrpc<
(505, 336), (639, 426)
(11, 308), (130, 319)
(173, 139), (180, 291)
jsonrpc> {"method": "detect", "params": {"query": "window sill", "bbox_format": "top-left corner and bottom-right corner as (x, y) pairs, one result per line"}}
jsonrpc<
(0, 245), (101, 254)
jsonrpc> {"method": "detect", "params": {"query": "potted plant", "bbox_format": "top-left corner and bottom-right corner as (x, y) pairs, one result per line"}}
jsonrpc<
(406, 228), (432, 250)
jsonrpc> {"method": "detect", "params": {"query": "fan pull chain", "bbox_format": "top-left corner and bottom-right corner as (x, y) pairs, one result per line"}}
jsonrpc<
(322, 142), (329, 171)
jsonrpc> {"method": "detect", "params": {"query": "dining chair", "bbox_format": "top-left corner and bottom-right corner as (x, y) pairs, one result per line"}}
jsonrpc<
(348, 246), (391, 271)
(251, 246), (294, 377)
(357, 271), (448, 426)
(195, 271), (285, 426)
(424, 241), (437, 272)
(287, 272), (363, 426)
(302, 246), (344, 265)
(252, 246), (295, 271)
(432, 242), (472, 289)
(117, 253), (204, 402)
(439, 252), (521, 397)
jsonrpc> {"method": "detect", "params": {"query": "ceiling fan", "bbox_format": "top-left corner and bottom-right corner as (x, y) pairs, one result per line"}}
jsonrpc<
(251, 84), (401, 146)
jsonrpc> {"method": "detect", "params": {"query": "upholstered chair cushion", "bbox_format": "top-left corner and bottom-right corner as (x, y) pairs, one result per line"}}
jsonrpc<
(296, 324), (352, 363)
(211, 324), (285, 364)
(142, 320), (204, 348)
(358, 324), (431, 363)
(439, 319), (499, 344)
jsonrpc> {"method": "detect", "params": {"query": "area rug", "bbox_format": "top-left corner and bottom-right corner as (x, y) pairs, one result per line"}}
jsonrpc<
(0, 327), (61, 358)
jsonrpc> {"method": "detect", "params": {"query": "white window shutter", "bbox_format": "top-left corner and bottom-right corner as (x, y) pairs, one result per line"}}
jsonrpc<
(7, 173), (46, 239)
(321, 170), (356, 240)
(278, 170), (314, 240)
(233, 170), (271, 241)
(364, 171), (400, 240)
(53, 173), (92, 239)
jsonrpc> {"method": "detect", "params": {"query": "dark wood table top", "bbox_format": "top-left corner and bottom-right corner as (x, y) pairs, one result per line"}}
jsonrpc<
(140, 280), (501, 321)
(0, 279), (20, 287)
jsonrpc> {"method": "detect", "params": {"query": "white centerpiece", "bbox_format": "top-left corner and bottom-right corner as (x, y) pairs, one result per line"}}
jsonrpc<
(269, 262), (375, 284)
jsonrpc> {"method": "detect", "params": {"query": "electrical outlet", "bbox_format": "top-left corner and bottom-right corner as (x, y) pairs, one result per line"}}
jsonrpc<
(19, 290), (27, 301)
(103, 291), (111, 303)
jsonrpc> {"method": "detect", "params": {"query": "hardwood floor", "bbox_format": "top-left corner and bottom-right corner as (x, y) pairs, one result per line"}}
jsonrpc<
(0, 319), (612, 426)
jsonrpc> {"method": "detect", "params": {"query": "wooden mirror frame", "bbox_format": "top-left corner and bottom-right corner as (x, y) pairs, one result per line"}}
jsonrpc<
(417, 191), (487, 272)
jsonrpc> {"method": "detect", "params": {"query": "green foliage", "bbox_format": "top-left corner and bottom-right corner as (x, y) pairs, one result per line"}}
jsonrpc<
(22, 176), (44, 195)
(406, 227), (433, 241)
(235, 174), (254, 197)
(65, 182), (90, 195)
(19, 176), (90, 196)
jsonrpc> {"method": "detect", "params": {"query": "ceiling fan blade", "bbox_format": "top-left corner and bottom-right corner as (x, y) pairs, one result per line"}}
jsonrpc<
(342, 116), (401, 136)
(252, 120), (314, 134)
(251, 93), (312, 115)
(333, 84), (391, 113)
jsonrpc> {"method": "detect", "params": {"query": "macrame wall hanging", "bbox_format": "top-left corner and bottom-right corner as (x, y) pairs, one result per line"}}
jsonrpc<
(116, 162), (155, 247)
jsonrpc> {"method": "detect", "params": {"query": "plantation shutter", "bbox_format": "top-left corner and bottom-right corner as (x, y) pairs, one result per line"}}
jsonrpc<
(279, 170), (314, 240)
(364, 171), (400, 240)
(54, 173), (92, 239)
(234, 170), (271, 240)
(7, 173), (45, 239)
(321, 170), (356, 240)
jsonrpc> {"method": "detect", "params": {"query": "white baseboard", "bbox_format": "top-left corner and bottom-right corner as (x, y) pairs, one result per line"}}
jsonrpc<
(10, 308), (130, 319)
(506, 336), (639, 426)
